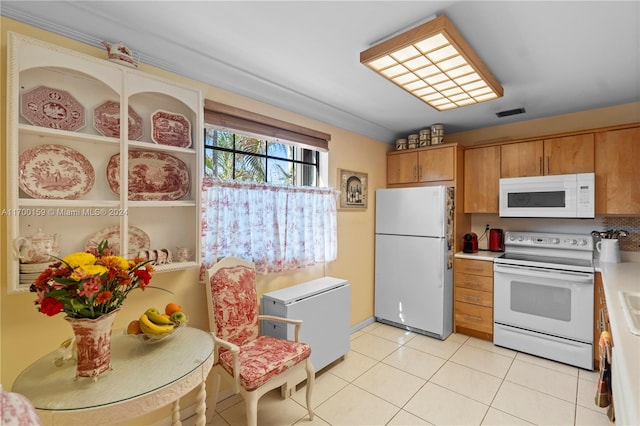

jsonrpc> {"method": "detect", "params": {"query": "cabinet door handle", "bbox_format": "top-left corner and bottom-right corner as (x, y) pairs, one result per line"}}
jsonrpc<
(418, 166), (422, 180)
(545, 156), (550, 175)
(413, 166), (417, 180)
(464, 295), (482, 303)
(464, 280), (482, 287)
(464, 266), (483, 272)
(463, 314), (483, 322)
(539, 157), (543, 175)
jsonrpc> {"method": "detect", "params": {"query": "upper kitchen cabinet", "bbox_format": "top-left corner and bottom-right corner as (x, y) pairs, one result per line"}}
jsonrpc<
(595, 126), (640, 214)
(500, 134), (594, 178)
(5, 32), (203, 293)
(464, 145), (500, 213)
(387, 144), (458, 186)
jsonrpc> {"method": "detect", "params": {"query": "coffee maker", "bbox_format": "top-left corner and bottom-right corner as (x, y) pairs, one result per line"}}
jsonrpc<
(489, 229), (504, 252)
(463, 233), (478, 253)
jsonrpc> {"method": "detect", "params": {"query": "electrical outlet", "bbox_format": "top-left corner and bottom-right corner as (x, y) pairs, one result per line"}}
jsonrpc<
(485, 224), (491, 231)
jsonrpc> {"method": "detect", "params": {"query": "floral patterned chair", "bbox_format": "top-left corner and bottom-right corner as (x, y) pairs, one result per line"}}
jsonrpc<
(204, 257), (314, 426)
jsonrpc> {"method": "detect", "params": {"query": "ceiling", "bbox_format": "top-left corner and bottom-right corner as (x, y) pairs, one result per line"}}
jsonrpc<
(2, 1), (639, 144)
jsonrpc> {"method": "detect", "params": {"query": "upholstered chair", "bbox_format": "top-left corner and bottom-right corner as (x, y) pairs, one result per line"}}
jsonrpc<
(204, 257), (314, 426)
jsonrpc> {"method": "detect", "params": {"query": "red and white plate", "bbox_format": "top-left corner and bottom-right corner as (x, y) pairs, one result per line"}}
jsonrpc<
(93, 101), (143, 140)
(18, 144), (95, 199)
(106, 150), (190, 201)
(150, 110), (192, 148)
(85, 225), (150, 257)
(21, 86), (85, 131)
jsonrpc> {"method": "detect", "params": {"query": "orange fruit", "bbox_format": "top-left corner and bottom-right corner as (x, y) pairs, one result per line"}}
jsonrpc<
(127, 320), (142, 335)
(165, 302), (183, 316)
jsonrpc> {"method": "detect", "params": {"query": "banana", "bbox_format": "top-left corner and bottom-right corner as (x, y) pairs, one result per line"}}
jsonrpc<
(145, 309), (174, 326)
(139, 314), (174, 335)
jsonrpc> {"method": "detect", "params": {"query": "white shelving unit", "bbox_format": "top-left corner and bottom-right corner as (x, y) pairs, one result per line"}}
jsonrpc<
(6, 32), (203, 293)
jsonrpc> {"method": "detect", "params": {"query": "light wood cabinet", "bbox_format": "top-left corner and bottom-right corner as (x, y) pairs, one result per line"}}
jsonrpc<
(463, 145), (501, 213)
(387, 145), (456, 185)
(387, 151), (418, 184)
(454, 258), (494, 341)
(6, 32), (203, 293)
(595, 126), (640, 214)
(500, 134), (594, 178)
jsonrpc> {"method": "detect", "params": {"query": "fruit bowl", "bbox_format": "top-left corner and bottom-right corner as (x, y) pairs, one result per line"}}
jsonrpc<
(125, 320), (187, 344)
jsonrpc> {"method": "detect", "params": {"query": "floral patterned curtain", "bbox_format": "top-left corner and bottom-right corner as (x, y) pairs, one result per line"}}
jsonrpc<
(201, 178), (339, 275)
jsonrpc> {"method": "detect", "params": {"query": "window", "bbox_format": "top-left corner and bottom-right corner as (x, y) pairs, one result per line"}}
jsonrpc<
(204, 127), (319, 186)
(200, 100), (336, 275)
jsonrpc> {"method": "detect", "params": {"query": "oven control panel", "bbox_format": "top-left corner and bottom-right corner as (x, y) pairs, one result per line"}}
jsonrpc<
(505, 232), (593, 251)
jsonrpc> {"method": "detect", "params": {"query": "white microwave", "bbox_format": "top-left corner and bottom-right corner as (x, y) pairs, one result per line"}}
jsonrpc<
(499, 173), (595, 218)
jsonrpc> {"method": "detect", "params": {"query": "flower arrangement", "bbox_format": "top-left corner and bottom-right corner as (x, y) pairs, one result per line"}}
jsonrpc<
(30, 241), (154, 319)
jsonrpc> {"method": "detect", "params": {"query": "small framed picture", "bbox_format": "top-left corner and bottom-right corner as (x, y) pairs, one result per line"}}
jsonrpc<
(338, 169), (368, 210)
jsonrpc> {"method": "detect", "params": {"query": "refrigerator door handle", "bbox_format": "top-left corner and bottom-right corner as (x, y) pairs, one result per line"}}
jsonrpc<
(438, 240), (443, 288)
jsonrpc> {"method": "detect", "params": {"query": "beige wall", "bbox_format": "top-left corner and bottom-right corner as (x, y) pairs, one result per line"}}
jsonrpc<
(0, 17), (390, 422)
(448, 101), (640, 146)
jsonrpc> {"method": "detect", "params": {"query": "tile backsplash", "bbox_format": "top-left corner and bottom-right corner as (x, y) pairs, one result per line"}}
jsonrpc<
(470, 215), (640, 252)
(603, 216), (640, 252)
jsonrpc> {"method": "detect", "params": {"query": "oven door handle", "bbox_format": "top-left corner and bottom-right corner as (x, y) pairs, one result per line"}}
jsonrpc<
(494, 264), (593, 283)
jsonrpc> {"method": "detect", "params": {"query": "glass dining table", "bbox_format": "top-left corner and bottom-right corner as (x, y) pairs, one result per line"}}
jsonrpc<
(12, 326), (214, 426)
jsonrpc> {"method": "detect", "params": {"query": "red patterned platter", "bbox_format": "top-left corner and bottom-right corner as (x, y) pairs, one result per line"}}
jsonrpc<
(18, 144), (95, 200)
(93, 101), (143, 140)
(106, 150), (190, 201)
(21, 86), (85, 131)
(150, 110), (192, 148)
(85, 225), (150, 257)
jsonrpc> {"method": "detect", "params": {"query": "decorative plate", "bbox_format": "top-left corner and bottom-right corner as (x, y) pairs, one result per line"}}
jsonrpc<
(106, 150), (190, 201)
(18, 144), (95, 200)
(150, 110), (192, 148)
(93, 101), (143, 140)
(85, 225), (150, 256)
(21, 86), (85, 131)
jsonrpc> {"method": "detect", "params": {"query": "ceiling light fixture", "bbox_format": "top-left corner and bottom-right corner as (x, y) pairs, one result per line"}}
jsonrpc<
(360, 15), (503, 111)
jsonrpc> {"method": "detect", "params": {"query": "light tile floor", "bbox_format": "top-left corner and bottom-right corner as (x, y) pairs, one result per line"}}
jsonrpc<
(207, 322), (613, 426)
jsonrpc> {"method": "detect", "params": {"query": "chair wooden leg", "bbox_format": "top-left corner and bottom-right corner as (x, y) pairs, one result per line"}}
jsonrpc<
(305, 359), (315, 420)
(245, 391), (259, 426)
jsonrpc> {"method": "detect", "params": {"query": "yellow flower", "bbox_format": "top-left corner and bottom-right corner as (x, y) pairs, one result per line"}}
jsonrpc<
(70, 264), (108, 281)
(101, 255), (130, 271)
(62, 252), (96, 268)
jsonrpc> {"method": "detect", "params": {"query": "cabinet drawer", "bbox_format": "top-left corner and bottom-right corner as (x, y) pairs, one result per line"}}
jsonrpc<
(454, 258), (493, 277)
(455, 303), (493, 334)
(455, 273), (493, 292)
(456, 287), (493, 307)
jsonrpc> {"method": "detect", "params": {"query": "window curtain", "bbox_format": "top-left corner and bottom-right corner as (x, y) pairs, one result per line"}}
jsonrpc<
(201, 178), (339, 275)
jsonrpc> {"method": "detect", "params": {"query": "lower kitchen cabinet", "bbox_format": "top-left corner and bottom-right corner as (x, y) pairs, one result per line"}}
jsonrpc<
(454, 258), (494, 341)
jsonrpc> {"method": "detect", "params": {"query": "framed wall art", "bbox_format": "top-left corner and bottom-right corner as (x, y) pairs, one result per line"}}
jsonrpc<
(338, 168), (368, 210)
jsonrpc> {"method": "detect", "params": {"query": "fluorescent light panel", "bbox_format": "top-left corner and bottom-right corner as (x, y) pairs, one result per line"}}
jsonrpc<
(360, 15), (503, 110)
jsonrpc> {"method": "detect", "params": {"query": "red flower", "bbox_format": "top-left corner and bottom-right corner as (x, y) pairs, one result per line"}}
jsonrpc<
(134, 269), (152, 289)
(96, 291), (113, 305)
(40, 297), (64, 316)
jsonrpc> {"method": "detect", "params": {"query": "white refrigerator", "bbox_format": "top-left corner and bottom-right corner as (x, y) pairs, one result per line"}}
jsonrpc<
(374, 186), (454, 340)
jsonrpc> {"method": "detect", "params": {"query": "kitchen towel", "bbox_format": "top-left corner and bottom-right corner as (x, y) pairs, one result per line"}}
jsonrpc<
(594, 331), (615, 421)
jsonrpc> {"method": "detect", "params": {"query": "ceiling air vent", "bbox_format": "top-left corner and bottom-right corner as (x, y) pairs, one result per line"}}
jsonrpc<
(496, 108), (526, 118)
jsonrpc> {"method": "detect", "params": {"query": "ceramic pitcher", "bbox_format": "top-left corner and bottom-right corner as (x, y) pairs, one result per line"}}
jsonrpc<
(596, 239), (620, 263)
(13, 228), (60, 264)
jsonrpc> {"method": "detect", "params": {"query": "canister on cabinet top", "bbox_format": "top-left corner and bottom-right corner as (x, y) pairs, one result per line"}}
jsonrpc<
(395, 138), (407, 150)
(431, 124), (444, 145)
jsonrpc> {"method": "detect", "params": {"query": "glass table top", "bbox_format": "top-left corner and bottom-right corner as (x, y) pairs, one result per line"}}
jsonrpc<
(12, 326), (214, 411)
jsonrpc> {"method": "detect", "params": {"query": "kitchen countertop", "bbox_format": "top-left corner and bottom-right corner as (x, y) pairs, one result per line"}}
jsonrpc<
(454, 250), (504, 261)
(596, 260), (640, 425)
